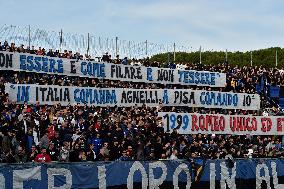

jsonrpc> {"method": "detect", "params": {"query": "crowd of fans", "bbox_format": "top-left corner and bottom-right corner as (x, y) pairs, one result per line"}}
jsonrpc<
(1, 40), (284, 164)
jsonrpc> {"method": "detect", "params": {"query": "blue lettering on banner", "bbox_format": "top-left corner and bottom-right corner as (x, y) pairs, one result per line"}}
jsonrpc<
(34, 57), (42, 72)
(57, 60), (63, 73)
(80, 62), (105, 78)
(19, 55), (26, 70)
(163, 90), (169, 104)
(170, 114), (176, 129)
(182, 114), (189, 130)
(93, 89), (98, 103)
(8, 83), (258, 109)
(233, 94), (238, 105)
(85, 89), (92, 104)
(100, 64), (105, 78)
(100, 90), (105, 103)
(74, 89), (80, 103)
(147, 68), (153, 81)
(178, 70), (216, 85)
(17, 86), (30, 102)
(195, 72), (200, 84)
(80, 89), (86, 103)
(49, 59), (56, 73)
(188, 71), (194, 83)
(74, 89), (117, 104)
(210, 73), (216, 85)
(228, 94), (232, 105)
(81, 62), (87, 75)
(200, 92), (205, 105)
(27, 56), (33, 71)
(165, 113), (190, 131)
(178, 70), (183, 83)
(42, 57), (48, 72)
(200, 92), (238, 106)
(2, 52), (227, 87)
(19, 55), (64, 73)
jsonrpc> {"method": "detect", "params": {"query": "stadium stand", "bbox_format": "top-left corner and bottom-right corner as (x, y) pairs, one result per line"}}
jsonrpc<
(1, 40), (284, 165)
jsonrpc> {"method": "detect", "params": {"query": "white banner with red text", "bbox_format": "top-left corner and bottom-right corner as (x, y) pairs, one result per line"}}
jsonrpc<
(158, 112), (284, 135)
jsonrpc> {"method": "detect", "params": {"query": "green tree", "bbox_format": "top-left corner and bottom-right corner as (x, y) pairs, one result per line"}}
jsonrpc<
(150, 47), (284, 68)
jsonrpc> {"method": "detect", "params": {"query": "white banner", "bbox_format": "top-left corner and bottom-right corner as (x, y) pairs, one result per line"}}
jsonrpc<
(0, 51), (226, 87)
(5, 84), (260, 110)
(158, 112), (284, 135)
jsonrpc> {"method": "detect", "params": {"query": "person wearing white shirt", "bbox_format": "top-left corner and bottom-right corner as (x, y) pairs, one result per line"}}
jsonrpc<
(262, 110), (269, 116)
(169, 149), (178, 160)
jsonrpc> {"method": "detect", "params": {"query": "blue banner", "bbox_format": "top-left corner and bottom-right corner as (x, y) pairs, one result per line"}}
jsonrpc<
(1, 159), (284, 189)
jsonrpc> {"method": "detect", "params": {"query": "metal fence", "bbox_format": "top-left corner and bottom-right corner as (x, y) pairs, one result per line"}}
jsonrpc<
(0, 24), (192, 59)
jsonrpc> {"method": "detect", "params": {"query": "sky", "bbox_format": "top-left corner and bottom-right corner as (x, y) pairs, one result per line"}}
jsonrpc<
(0, 0), (284, 52)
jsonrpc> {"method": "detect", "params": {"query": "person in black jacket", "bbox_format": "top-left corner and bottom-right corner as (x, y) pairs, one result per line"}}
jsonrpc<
(28, 145), (38, 162)
(86, 144), (96, 161)
(47, 142), (59, 161)
(14, 146), (28, 163)
(1, 149), (15, 163)
(69, 143), (81, 162)
(46, 49), (55, 57)
(102, 52), (110, 63)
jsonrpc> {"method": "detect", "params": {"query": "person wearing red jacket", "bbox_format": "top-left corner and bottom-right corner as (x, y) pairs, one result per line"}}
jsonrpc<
(34, 147), (52, 163)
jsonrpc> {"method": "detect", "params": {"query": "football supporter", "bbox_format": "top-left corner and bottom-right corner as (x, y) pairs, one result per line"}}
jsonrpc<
(34, 147), (52, 163)
(1, 39), (284, 163)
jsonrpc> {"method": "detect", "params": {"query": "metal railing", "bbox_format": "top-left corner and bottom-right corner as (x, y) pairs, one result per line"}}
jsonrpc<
(0, 24), (192, 59)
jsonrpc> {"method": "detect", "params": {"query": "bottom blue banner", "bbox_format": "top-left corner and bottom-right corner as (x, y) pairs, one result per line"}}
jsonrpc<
(0, 159), (284, 189)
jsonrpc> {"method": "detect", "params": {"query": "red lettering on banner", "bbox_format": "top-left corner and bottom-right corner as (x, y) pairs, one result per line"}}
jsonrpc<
(191, 115), (198, 131)
(230, 117), (235, 132)
(267, 118), (272, 132)
(205, 115), (212, 131)
(192, 114), (227, 132)
(244, 117), (257, 131)
(230, 116), (258, 133)
(244, 117), (250, 131)
(261, 118), (266, 132)
(199, 115), (205, 131)
(162, 113), (284, 135)
(237, 117), (244, 131)
(219, 116), (225, 131)
(233, 117), (240, 131)
(213, 116), (219, 131)
(252, 117), (257, 131)
(277, 118), (284, 132)
(236, 117), (240, 131)
(261, 118), (272, 132)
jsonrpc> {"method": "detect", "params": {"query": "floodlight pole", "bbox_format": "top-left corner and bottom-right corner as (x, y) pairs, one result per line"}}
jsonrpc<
(276, 50), (278, 67)
(87, 33), (90, 57)
(28, 25), (31, 48)
(199, 46), (202, 64)
(250, 51), (253, 67)
(173, 43), (176, 62)
(115, 37), (118, 57)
